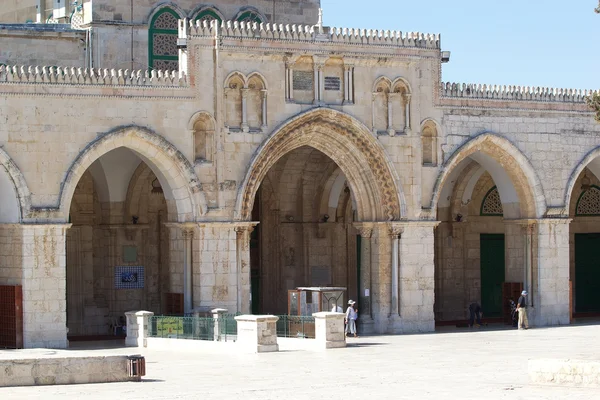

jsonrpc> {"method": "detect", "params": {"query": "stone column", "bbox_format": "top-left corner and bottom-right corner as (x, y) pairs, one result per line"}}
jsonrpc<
(346, 65), (354, 103)
(533, 218), (570, 326)
(183, 228), (194, 314)
(313, 312), (346, 349)
(389, 225), (403, 316)
(397, 222), (437, 333)
(260, 89), (268, 131)
(241, 88), (249, 132)
(354, 225), (373, 318)
(387, 93), (396, 137)
(211, 308), (228, 341)
(285, 61), (292, 101)
(404, 93), (412, 133)
(234, 315), (279, 353)
(125, 310), (154, 348)
(235, 225), (254, 314)
(371, 92), (377, 134)
(525, 223), (535, 306)
(20, 224), (71, 349)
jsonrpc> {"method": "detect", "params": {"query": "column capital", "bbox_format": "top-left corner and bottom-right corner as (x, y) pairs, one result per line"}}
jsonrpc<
(260, 89), (268, 98)
(241, 88), (250, 98)
(235, 225), (255, 236)
(388, 223), (403, 237)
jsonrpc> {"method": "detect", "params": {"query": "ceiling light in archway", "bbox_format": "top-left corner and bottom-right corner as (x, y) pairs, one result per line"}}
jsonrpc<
(581, 172), (591, 192)
(151, 178), (163, 194)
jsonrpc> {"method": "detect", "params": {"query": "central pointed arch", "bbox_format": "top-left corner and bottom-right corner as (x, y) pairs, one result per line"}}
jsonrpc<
(235, 108), (405, 221)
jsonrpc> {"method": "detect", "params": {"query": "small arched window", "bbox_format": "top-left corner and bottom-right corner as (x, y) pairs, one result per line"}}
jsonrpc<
(576, 185), (600, 216)
(193, 113), (215, 163)
(480, 186), (504, 216)
(421, 121), (438, 166)
(149, 8), (179, 71)
(236, 10), (263, 24)
(193, 9), (222, 24)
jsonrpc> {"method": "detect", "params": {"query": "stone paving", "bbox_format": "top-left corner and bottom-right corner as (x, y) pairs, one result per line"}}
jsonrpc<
(2, 324), (600, 399)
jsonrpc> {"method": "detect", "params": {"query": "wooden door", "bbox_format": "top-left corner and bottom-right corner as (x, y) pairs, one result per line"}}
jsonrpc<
(480, 234), (505, 317)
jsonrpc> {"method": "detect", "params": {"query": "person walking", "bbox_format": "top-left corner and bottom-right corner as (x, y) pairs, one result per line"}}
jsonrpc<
(345, 300), (358, 337)
(517, 290), (529, 330)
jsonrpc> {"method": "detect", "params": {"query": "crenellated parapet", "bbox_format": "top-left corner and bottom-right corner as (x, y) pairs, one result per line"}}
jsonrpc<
(441, 82), (599, 103)
(0, 65), (187, 87)
(187, 19), (440, 49)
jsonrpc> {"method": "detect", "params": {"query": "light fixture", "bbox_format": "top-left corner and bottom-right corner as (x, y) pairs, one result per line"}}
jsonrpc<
(151, 178), (163, 194)
(581, 172), (591, 191)
(455, 213), (463, 222)
(322, 214), (330, 222)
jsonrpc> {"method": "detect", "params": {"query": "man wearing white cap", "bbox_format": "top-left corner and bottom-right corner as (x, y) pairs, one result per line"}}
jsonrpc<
(345, 300), (358, 337)
(516, 290), (529, 330)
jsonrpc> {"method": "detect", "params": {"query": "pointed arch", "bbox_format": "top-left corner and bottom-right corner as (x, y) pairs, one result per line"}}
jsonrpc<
(235, 108), (405, 221)
(234, 7), (267, 24)
(428, 133), (546, 219)
(372, 76), (392, 93)
(59, 125), (206, 223)
(564, 146), (600, 213)
(0, 146), (31, 222)
(148, 4), (184, 71)
(391, 77), (412, 94)
(189, 5), (224, 22)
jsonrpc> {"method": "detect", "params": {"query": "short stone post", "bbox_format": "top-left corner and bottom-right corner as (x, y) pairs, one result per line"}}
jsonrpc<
(234, 315), (279, 353)
(313, 312), (346, 349)
(125, 311), (154, 347)
(212, 308), (228, 341)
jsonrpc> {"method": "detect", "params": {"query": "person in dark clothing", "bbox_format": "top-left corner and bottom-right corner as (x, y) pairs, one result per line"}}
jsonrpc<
(517, 290), (529, 330)
(468, 302), (484, 327)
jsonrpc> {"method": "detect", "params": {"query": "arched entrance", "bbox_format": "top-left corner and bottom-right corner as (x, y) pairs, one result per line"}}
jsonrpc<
(236, 109), (404, 323)
(61, 126), (205, 337)
(565, 148), (600, 318)
(430, 133), (545, 324)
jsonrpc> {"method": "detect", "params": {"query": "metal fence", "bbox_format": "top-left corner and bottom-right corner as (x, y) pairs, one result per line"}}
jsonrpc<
(148, 315), (215, 341)
(275, 315), (315, 338)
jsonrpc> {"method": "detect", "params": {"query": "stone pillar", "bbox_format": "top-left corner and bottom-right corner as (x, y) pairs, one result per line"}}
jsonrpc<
(346, 65), (354, 103)
(241, 88), (249, 132)
(260, 89), (268, 131)
(389, 225), (402, 316)
(357, 225), (373, 319)
(504, 220), (527, 283)
(533, 219), (570, 326)
(370, 223), (392, 332)
(125, 310), (154, 347)
(183, 228), (194, 314)
(397, 222), (437, 333)
(313, 312), (346, 349)
(21, 224), (70, 349)
(235, 225), (254, 314)
(371, 92), (377, 135)
(387, 93), (396, 137)
(404, 93), (412, 133)
(211, 308), (228, 341)
(234, 315), (279, 353)
(285, 62), (291, 101)
(525, 223), (535, 306)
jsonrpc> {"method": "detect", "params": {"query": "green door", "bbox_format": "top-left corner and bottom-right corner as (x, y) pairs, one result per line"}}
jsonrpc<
(574, 233), (600, 313)
(480, 234), (505, 317)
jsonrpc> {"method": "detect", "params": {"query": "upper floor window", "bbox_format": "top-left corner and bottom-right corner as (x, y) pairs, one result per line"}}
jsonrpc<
(149, 8), (179, 71)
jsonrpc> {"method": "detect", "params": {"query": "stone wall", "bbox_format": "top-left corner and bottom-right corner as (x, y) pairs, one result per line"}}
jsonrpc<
(0, 24), (86, 67)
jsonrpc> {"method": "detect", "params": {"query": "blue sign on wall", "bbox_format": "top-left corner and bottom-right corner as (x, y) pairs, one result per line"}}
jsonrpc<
(114, 266), (144, 289)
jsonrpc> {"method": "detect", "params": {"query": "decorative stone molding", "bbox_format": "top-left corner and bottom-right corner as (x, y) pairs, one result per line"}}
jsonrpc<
(313, 312), (346, 349)
(187, 19), (440, 49)
(0, 65), (187, 87)
(441, 82), (597, 104)
(236, 108), (404, 222)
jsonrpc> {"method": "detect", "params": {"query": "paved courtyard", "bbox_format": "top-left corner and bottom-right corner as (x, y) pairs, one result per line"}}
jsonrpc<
(2, 323), (600, 399)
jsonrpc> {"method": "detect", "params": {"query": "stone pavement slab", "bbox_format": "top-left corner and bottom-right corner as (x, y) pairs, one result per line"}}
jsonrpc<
(1, 324), (599, 399)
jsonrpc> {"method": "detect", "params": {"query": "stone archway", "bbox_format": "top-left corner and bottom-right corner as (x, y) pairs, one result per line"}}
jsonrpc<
(59, 125), (206, 222)
(0, 146), (31, 222)
(236, 108), (405, 222)
(429, 133), (546, 219)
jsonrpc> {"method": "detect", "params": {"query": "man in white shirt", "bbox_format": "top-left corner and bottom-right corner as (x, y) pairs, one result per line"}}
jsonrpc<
(345, 300), (358, 337)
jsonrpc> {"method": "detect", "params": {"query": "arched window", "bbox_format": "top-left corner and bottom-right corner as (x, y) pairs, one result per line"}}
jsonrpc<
(421, 120), (438, 166)
(193, 113), (215, 163)
(194, 9), (222, 24)
(480, 186), (503, 216)
(149, 8), (179, 71)
(236, 10), (263, 24)
(576, 185), (600, 216)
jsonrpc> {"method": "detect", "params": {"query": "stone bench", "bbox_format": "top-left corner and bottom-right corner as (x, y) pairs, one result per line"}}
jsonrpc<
(529, 359), (600, 387)
(0, 352), (145, 387)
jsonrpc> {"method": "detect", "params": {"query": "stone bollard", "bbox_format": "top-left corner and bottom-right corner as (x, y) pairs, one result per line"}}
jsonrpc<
(313, 312), (346, 349)
(234, 315), (279, 353)
(212, 308), (228, 341)
(125, 311), (154, 347)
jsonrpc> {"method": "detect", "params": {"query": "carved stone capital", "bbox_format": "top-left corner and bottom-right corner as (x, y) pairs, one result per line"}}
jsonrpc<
(357, 227), (373, 238)
(260, 89), (268, 99)
(389, 225), (403, 238)
(241, 88), (250, 98)
(182, 228), (194, 239)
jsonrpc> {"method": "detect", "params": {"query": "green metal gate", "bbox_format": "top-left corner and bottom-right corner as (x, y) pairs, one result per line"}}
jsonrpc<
(480, 234), (505, 317)
(574, 233), (600, 313)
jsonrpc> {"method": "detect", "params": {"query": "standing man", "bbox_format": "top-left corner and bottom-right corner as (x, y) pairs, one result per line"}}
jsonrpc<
(517, 290), (529, 330)
(345, 300), (358, 337)
(468, 302), (484, 327)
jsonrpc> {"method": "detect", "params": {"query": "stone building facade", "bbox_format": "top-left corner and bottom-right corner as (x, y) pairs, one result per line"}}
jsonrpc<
(0, 0), (599, 348)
